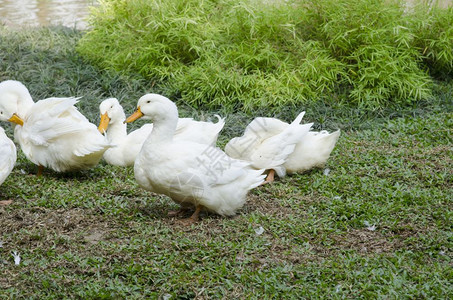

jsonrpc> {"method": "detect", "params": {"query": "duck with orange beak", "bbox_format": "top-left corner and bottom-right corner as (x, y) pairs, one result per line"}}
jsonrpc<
(0, 80), (111, 175)
(125, 93), (265, 224)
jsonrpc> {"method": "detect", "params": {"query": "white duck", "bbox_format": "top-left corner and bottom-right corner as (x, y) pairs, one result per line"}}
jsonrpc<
(225, 114), (340, 178)
(0, 80), (111, 174)
(125, 94), (265, 223)
(225, 112), (313, 183)
(284, 129), (341, 174)
(0, 127), (16, 186)
(98, 97), (225, 167)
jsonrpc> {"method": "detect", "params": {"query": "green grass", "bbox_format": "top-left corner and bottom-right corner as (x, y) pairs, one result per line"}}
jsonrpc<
(1, 25), (452, 298)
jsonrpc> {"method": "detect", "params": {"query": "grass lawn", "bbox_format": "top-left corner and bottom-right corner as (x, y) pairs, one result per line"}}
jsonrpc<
(0, 26), (452, 298)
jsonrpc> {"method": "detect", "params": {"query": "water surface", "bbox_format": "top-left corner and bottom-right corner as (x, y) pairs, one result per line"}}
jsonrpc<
(0, 0), (451, 30)
(0, 0), (97, 29)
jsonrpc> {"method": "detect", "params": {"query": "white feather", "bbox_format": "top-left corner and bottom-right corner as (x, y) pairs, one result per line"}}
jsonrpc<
(225, 112), (313, 177)
(226, 111), (340, 176)
(0, 80), (111, 172)
(0, 127), (16, 185)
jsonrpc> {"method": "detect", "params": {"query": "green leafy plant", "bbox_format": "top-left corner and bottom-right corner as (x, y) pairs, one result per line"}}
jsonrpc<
(411, 4), (453, 77)
(77, 0), (453, 111)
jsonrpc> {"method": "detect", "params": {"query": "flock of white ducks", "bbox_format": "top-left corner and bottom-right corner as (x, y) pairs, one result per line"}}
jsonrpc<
(0, 80), (340, 223)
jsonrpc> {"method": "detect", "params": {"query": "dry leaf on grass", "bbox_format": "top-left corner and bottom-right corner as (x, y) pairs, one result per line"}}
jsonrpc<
(0, 200), (13, 206)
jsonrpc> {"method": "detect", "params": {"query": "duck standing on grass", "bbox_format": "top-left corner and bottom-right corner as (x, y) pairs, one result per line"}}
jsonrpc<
(98, 97), (225, 167)
(125, 94), (265, 224)
(0, 80), (111, 175)
(225, 114), (340, 180)
(0, 127), (16, 186)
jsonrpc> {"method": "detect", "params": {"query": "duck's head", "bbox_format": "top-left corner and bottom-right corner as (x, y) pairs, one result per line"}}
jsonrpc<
(98, 98), (126, 133)
(125, 93), (178, 124)
(0, 80), (34, 126)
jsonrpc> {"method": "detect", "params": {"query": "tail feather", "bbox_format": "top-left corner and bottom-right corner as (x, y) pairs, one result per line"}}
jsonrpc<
(291, 111), (306, 125)
(248, 169), (266, 190)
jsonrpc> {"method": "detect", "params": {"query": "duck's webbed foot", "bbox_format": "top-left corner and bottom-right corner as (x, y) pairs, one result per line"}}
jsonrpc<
(168, 206), (191, 217)
(261, 169), (275, 185)
(37, 165), (44, 177)
(179, 205), (203, 226)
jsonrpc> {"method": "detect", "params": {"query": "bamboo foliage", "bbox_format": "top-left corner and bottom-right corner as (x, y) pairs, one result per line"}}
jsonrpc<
(77, 0), (453, 111)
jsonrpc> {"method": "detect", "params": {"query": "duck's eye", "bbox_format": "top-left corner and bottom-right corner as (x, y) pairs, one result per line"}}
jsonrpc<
(110, 105), (113, 109)
(147, 100), (151, 103)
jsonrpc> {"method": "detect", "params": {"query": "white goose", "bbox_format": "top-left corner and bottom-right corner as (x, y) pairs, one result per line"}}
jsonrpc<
(98, 97), (225, 167)
(225, 114), (340, 179)
(0, 80), (111, 174)
(0, 127), (16, 186)
(125, 94), (265, 223)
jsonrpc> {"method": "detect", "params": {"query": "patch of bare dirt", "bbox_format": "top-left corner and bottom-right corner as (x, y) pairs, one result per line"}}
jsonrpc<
(242, 192), (296, 217)
(330, 228), (402, 254)
(0, 207), (117, 252)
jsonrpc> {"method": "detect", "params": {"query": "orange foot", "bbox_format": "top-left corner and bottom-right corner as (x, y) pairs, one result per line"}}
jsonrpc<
(260, 169), (275, 186)
(178, 205), (202, 226)
(168, 207), (191, 217)
(37, 165), (44, 177)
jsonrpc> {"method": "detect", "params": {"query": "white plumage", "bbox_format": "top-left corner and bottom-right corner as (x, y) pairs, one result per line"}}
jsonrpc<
(126, 94), (265, 222)
(0, 80), (111, 173)
(225, 113), (340, 178)
(225, 112), (313, 181)
(284, 129), (341, 174)
(98, 97), (225, 167)
(0, 127), (16, 186)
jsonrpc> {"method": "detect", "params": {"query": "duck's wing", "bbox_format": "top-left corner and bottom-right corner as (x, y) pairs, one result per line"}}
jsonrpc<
(225, 115), (297, 160)
(25, 97), (110, 157)
(250, 112), (312, 175)
(25, 97), (92, 146)
(181, 143), (261, 188)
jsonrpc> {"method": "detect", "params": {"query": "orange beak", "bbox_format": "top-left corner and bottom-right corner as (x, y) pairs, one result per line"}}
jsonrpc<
(124, 107), (144, 123)
(8, 113), (24, 126)
(98, 113), (111, 133)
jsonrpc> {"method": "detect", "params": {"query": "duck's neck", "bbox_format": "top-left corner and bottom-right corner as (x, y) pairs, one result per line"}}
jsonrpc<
(144, 114), (178, 147)
(106, 121), (128, 143)
(16, 89), (34, 118)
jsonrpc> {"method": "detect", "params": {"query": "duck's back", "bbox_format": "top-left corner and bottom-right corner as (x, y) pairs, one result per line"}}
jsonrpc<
(285, 130), (341, 174)
(17, 97), (110, 172)
(174, 116), (225, 145)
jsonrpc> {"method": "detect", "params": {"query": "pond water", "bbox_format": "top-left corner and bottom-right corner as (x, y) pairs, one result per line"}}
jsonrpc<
(0, 0), (451, 30)
(0, 0), (97, 30)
